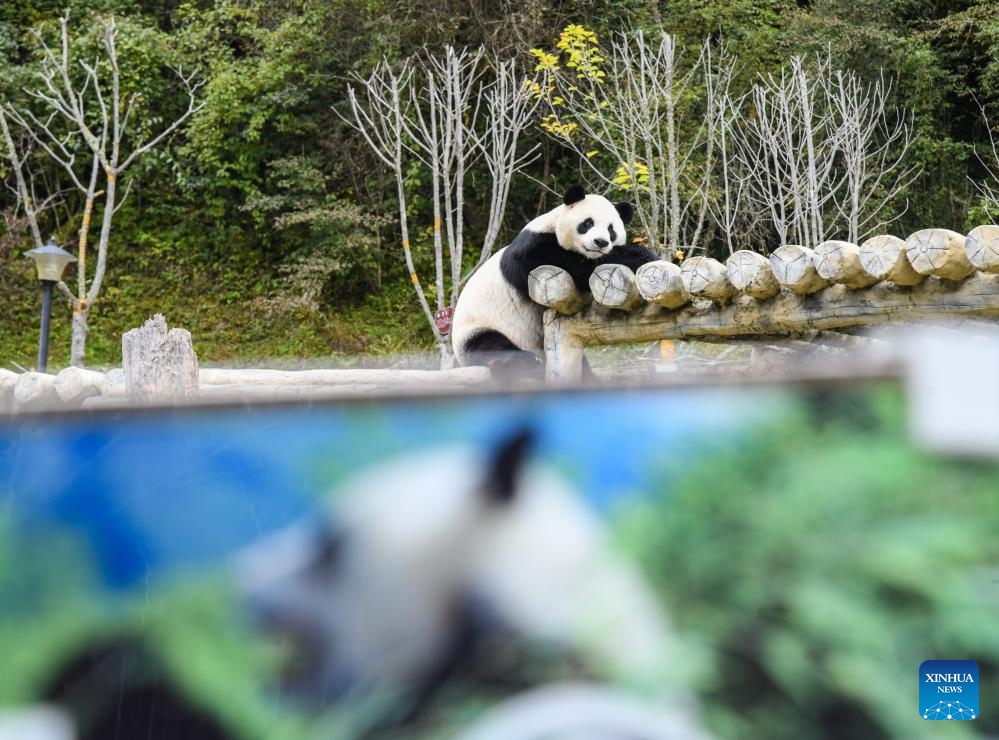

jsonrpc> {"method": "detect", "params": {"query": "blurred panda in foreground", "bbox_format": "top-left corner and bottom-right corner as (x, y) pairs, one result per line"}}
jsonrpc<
(236, 427), (710, 739)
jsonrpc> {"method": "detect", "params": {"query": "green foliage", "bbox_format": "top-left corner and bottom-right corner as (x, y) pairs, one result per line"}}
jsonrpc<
(3, 0), (999, 363)
(242, 155), (391, 305)
(622, 387), (999, 739)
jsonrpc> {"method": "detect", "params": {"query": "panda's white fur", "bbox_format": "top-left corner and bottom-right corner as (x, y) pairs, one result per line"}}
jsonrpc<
(451, 186), (657, 374)
(236, 429), (677, 712)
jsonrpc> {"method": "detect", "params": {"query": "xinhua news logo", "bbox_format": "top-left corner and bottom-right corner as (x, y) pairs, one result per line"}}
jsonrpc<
(920, 660), (978, 720)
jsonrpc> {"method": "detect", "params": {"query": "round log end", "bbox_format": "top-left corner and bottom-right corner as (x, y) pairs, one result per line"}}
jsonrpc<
(905, 228), (975, 280)
(966, 225), (999, 274)
(636, 260), (689, 309)
(680, 256), (735, 302)
(769, 245), (828, 294)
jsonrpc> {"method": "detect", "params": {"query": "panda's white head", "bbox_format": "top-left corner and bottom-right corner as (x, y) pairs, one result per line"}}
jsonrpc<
(555, 185), (634, 258)
(236, 428), (671, 712)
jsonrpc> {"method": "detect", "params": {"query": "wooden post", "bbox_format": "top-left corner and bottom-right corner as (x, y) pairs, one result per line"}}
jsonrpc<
(726, 251), (780, 299)
(966, 225), (999, 274)
(122, 314), (199, 403)
(680, 256), (736, 302)
(769, 245), (829, 294)
(636, 261), (690, 309)
(529, 265), (588, 315)
(858, 235), (925, 286)
(590, 264), (644, 311)
(905, 228), (974, 280)
(813, 240), (879, 289)
(544, 309), (585, 383)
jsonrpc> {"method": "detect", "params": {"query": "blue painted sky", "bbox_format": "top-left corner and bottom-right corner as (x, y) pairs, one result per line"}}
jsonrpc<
(0, 386), (784, 589)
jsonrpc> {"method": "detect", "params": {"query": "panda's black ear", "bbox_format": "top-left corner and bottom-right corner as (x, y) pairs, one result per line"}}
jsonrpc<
(483, 427), (535, 506)
(614, 201), (635, 225)
(563, 185), (586, 206)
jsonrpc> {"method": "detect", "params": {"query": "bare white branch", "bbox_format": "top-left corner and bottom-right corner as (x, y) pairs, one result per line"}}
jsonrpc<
(2, 11), (204, 367)
(343, 48), (540, 367)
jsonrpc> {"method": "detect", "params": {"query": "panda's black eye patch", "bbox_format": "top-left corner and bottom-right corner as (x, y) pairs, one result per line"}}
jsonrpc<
(576, 218), (594, 234)
(608, 225), (618, 242)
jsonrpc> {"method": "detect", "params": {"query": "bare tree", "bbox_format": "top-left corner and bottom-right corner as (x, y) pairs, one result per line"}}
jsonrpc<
(736, 55), (842, 249)
(826, 69), (918, 242)
(737, 53), (916, 249)
(708, 89), (768, 254)
(0, 13), (203, 367)
(345, 47), (540, 368)
(972, 100), (999, 218)
(541, 31), (736, 254)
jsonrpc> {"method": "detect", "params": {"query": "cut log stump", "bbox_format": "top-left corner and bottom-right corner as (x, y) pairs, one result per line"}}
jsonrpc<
(122, 314), (199, 403)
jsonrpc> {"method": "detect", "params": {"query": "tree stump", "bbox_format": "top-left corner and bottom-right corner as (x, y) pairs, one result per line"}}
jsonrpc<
(726, 250), (780, 299)
(680, 256), (736, 302)
(122, 314), (199, 402)
(814, 240), (879, 289)
(858, 235), (925, 286)
(966, 225), (999, 274)
(529, 265), (587, 315)
(590, 264), (644, 311)
(635, 261), (690, 309)
(905, 228), (974, 280)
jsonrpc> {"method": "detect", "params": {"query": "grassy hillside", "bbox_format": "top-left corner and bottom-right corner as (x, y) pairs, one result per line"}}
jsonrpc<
(0, 253), (432, 371)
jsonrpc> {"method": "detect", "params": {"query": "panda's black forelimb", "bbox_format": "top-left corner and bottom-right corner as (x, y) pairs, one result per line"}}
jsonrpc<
(500, 231), (659, 302)
(359, 595), (527, 739)
(40, 634), (234, 740)
(483, 425), (535, 504)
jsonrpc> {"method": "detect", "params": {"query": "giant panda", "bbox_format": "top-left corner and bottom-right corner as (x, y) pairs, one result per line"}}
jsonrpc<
(236, 428), (705, 736)
(451, 185), (658, 378)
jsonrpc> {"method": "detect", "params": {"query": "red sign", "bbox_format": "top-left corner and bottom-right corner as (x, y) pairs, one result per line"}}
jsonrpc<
(435, 306), (454, 334)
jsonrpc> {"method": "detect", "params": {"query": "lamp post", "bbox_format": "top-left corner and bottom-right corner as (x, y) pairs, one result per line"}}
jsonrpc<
(25, 237), (77, 373)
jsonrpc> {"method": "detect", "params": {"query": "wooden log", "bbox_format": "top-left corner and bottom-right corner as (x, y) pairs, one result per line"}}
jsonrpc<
(813, 240), (879, 289)
(528, 265), (588, 315)
(680, 256), (736, 302)
(589, 264), (644, 311)
(198, 366), (492, 387)
(122, 314), (199, 402)
(0, 369), (17, 413)
(635, 261), (690, 309)
(13, 372), (59, 411)
(905, 228), (974, 280)
(966, 225), (999, 274)
(561, 272), (999, 346)
(769, 245), (829, 294)
(54, 366), (106, 405)
(197, 384), (383, 400)
(101, 368), (126, 398)
(725, 251), (779, 299)
(858, 235), (925, 286)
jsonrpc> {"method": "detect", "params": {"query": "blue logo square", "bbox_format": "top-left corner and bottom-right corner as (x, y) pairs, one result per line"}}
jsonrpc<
(920, 660), (979, 720)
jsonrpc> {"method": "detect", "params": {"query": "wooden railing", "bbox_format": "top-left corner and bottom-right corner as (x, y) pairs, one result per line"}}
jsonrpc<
(530, 226), (999, 381)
